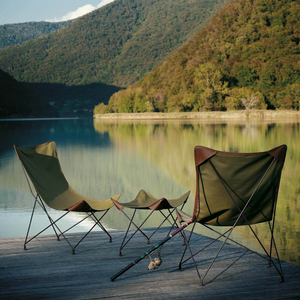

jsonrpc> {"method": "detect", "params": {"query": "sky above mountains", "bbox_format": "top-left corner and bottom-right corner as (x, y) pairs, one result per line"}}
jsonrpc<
(0, 0), (115, 25)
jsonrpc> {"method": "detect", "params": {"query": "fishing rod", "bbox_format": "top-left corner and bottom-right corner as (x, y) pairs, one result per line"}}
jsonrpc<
(110, 219), (193, 282)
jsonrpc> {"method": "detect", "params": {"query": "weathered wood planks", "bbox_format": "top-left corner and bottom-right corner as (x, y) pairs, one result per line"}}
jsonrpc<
(0, 228), (299, 299)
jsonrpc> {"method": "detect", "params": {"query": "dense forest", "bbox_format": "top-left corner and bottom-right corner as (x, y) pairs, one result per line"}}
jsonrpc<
(0, 69), (57, 117)
(100, 0), (300, 114)
(0, 21), (72, 50)
(0, 0), (229, 117)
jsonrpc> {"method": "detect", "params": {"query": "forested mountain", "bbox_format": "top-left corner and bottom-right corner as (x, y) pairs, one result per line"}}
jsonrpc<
(0, 21), (72, 50)
(0, 69), (57, 117)
(103, 0), (300, 114)
(0, 0), (230, 116)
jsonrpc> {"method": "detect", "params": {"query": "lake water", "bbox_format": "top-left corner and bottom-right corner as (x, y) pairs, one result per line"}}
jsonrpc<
(0, 117), (299, 266)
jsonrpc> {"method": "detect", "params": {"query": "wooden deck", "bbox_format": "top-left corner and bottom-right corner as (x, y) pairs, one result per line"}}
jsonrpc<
(0, 228), (299, 299)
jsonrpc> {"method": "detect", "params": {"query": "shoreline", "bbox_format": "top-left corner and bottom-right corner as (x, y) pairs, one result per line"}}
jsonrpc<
(94, 110), (300, 120)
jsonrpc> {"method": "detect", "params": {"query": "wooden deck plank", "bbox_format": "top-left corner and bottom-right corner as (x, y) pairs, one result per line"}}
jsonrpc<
(0, 228), (299, 300)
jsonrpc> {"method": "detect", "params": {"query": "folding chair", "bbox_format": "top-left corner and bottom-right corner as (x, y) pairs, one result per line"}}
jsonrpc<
(14, 141), (121, 254)
(177, 145), (287, 285)
(111, 145), (287, 285)
(112, 189), (190, 255)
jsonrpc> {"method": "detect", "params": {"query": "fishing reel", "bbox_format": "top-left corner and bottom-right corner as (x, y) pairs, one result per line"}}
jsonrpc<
(148, 256), (162, 270)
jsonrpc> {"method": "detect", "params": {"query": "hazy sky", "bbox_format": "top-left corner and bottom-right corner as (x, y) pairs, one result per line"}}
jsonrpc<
(0, 0), (115, 25)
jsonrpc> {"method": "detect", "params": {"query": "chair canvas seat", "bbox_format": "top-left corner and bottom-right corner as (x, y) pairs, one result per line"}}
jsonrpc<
(14, 141), (121, 254)
(113, 189), (189, 210)
(112, 189), (190, 255)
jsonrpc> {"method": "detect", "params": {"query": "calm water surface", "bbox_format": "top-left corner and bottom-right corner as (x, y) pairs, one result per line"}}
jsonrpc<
(0, 118), (299, 266)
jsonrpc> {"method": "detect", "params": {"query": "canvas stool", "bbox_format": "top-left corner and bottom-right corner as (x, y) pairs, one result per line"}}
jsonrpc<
(112, 189), (190, 255)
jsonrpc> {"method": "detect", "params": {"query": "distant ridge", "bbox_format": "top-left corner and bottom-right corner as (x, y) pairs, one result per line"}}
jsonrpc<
(0, 21), (72, 50)
(0, 0), (230, 116)
(0, 69), (57, 118)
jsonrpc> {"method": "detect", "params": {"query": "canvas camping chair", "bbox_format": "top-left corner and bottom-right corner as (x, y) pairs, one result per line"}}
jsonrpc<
(14, 141), (121, 254)
(112, 189), (190, 255)
(111, 145), (286, 285)
(176, 145), (287, 285)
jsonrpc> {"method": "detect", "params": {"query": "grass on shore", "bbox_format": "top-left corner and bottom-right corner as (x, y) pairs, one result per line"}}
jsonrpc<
(94, 110), (300, 120)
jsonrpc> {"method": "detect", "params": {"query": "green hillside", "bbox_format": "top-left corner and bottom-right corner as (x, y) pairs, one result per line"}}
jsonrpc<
(0, 21), (72, 50)
(0, 0), (230, 116)
(103, 0), (300, 114)
(0, 69), (57, 118)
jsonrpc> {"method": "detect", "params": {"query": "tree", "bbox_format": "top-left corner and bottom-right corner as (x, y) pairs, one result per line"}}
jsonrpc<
(225, 87), (267, 110)
(193, 62), (228, 111)
(242, 93), (260, 110)
(94, 102), (109, 114)
(277, 83), (300, 110)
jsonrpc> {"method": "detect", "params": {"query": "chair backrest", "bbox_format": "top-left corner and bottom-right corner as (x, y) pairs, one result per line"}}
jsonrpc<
(193, 145), (287, 226)
(14, 141), (83, 210)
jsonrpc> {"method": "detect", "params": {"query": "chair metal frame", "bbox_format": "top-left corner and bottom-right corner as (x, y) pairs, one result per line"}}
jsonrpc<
(24, 193), (112, 254)
(178, 150), (285, 286)
(118, 204), (186, 256)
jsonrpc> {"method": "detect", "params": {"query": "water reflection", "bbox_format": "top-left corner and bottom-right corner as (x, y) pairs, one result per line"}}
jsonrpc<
(0, 118), (186, 237)
(0, 118), (299, 266)
(93, 118), (300, 266)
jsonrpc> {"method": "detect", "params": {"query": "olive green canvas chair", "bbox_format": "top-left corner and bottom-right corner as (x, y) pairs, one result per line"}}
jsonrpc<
(14, 141), (121, 254)
(177, 145), (287, 285)
(112, 189), (190, 255)
(111, 145), (287, 285)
